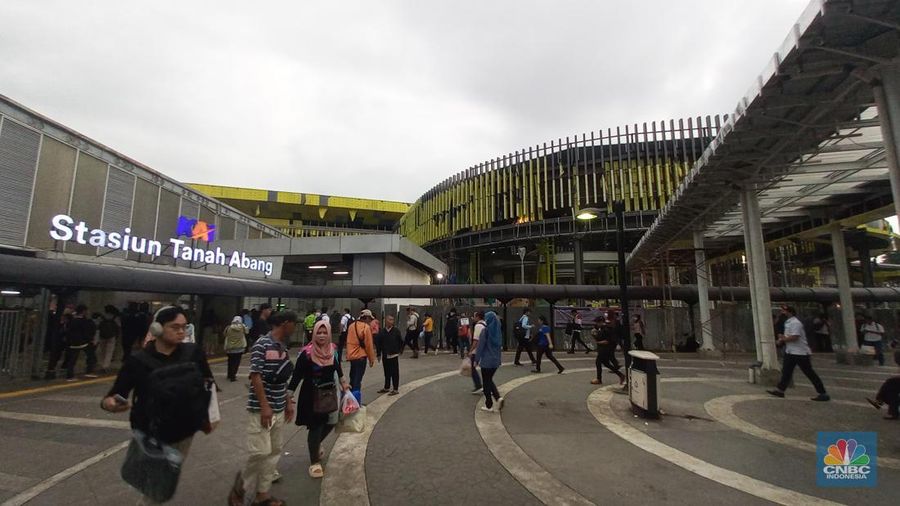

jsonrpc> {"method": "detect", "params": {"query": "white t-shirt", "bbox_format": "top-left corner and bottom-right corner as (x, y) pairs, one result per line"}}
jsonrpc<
(472, 321), (486, 342)
(340, 314), (352, 332)
(319, 313), (330, 325)
(783, 316), (811, 356)
(860, 322), (884, 343)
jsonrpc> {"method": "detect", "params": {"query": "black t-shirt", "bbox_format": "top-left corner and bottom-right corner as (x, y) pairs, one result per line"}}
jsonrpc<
(107, 342), (213, 435)
(66, 316), (96, 347)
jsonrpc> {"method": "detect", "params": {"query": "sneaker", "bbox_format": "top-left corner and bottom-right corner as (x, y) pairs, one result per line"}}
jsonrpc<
(530, 369), (541, 374)
(471, 387), (483, 395)
(84, 373), (99, 379)
(866, 398), (883, 410)
(557, 368), (565, 374)
(513, 362), (523, 367)
(377, 389), (390, 394)
(388, 390), (399, 396)
(480, 406), (494, 413)
(591, 379), (601, 385)
(65, 377), (77, 382)
(497, 397), (505, 411)
(811, 394), (830, 402)
(766, 389), (785, 398)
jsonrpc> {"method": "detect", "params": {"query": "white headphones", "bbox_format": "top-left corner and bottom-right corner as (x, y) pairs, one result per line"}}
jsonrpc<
(148, 306), (177, 338)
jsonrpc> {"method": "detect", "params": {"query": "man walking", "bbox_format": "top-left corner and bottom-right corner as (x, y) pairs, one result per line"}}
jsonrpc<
(346, 310), (376, 403)
(338, 308), (353, 362)
(468, 312), (485, 394)
(234, 311), (296, 506)
(63, 304), (98, 381)
(97, 305), (120, 373)
(513, 308), (536, 367)
(590, 317), (625, 385)
(444, 308), (459, 353)
(767, 306), (830, 401)
(376, 314), (403, 395)
(860, 314), (886, 366)
(402, 307), (421, 358)
(567, 309), (590, 354)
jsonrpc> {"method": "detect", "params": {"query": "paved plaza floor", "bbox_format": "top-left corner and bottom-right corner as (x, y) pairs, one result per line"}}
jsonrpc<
(0, 351), (897, 505)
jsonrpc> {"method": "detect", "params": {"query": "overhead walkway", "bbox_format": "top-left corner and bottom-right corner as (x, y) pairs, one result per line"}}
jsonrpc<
(625, 0), (900, 370)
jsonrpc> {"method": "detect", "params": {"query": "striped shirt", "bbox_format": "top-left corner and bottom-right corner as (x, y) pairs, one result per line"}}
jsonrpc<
(246, 334), (289, 413)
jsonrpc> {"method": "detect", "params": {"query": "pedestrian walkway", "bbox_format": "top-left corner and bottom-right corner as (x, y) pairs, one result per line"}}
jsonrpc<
(0, 352), (896, 505)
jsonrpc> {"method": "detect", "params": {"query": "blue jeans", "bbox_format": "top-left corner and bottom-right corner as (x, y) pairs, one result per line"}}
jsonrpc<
(470, 356), (482, 390)
(459, 338), (470, 358)
(349, 358), (367, 403)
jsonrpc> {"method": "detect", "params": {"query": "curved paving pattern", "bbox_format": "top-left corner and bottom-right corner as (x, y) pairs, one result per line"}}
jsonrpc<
(474, 368), (596, 506)
(704, 394), (900, 470)
(320, 370), (458, 505)
(587, 386), (844, 506)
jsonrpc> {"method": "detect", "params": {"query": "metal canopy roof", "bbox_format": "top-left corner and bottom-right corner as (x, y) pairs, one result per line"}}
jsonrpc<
(628, 0), (900, 268)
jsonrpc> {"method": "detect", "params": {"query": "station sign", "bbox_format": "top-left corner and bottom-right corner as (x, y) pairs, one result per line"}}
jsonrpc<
(49, 214), (273, 276)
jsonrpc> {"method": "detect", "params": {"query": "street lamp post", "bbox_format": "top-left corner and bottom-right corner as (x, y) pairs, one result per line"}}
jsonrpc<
(517, 246), (526, 284)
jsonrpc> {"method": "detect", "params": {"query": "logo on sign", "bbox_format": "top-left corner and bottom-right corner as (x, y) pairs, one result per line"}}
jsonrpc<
(176, 216), (215, 242)
(817, 432), (877, 487)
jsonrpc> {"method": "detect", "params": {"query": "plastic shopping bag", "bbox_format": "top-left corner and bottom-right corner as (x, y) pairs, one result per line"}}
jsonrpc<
(341, 390), (360, 416)
(337, 394), (366, 434)
(460, 358), (472, 377)
(860, 345), (876, 356)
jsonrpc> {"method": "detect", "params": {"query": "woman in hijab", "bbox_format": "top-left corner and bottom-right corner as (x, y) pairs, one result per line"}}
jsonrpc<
(223, 315), (248, 381)
(288, 320), (349, 478)
(476, 311), (504, 412)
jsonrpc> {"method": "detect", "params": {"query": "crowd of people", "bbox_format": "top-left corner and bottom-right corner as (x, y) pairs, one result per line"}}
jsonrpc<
(70, 299), (898, 504)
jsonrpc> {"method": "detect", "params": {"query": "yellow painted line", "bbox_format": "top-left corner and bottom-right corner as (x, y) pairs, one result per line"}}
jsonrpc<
(0, 357), (227, 401)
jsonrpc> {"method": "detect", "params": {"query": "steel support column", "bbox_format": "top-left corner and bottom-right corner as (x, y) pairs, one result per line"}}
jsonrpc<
(873, 63), (900, 221)
(693, 230), (715, 351)
(573, 237), (584, 286)
(830, 223), (859, 352)
(741, 190), (778, 370)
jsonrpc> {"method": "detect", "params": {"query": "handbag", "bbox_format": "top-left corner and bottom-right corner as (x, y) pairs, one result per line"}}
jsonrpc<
(313, 379), (339, 414)
(120, 430), (184, 503)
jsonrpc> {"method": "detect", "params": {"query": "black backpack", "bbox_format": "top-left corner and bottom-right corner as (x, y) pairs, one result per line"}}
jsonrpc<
(134, 344), (210, 443)
(514, 317), (526, 339)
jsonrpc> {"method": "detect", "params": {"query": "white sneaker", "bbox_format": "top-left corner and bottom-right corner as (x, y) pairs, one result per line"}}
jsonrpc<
(480, 406), (494, 413)
(497, 397), (505, 411)
(471, 387), (483, 395)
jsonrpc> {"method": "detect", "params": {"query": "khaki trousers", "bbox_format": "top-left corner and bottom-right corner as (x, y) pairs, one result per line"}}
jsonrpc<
(241, 411), (286, 495)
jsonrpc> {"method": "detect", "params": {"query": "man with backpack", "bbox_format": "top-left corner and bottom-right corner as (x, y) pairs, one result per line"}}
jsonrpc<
(338, 308), (353, 362)
(63, 304), (99, 380)
(566, 309), (590, 354)
(97, 305), (121, 373)
(402, 307), (421, 358)
(231, 311), (297, 506)
(444, 308), (459, 353)
(513, 308), (536, 367)
(102, 306), (214, 504)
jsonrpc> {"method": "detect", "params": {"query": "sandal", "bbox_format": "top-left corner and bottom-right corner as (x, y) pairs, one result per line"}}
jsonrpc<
(309, 463), (324, 479)
(228, 472), (244, 506)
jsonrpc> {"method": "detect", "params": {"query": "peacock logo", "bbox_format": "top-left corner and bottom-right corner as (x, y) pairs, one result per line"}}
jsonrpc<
(817, 432), (876, 487)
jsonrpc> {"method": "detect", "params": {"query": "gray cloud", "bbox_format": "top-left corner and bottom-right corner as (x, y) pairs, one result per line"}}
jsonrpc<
(0, 0), (808, 203)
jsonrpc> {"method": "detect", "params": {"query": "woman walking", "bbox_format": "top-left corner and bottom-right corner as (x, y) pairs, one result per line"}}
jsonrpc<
(288, 321), (349, 479)
(532, 315), (565, 374)
(223, 316), (248, 381)
(477, 311), (504, 412)
(591, 318), (625, 385)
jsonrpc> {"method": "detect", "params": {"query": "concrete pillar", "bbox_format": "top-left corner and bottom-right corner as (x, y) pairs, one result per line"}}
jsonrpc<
(856, 232), (875, 288)
(830, 223), (859, 352)
(741, 190), (778, 370)
(740, 199), (762, 362)
(693, 230), (715, 351)
(873, 63), (900, 221)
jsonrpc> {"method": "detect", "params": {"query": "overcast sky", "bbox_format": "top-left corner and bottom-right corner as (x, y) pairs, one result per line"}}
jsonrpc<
(1, 0), (810, 203)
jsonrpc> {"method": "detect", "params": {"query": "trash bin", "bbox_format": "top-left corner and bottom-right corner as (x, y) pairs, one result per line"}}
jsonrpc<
(628, 350), (660, 419)
(748, 361), (762, 384)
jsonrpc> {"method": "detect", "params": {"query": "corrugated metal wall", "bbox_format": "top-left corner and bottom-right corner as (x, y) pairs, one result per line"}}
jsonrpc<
(100, 167), (135, 258)
(0, 118), (40, 246)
